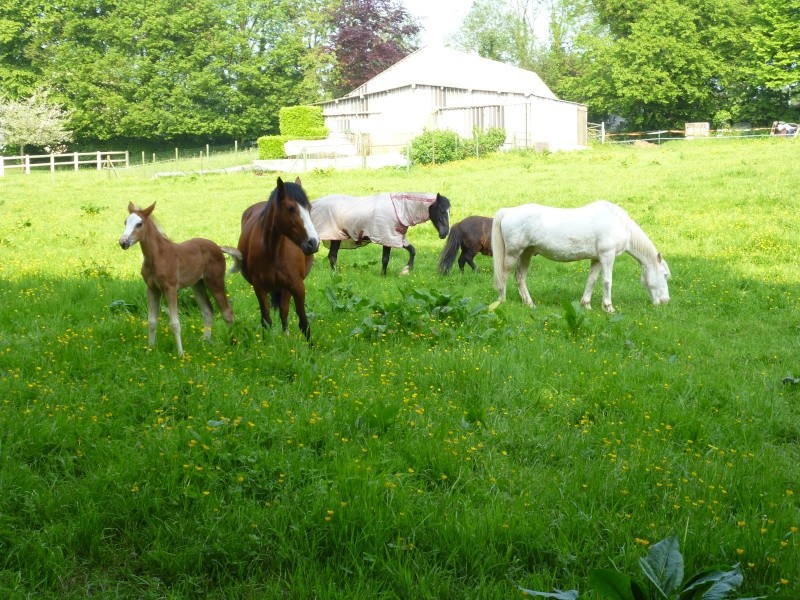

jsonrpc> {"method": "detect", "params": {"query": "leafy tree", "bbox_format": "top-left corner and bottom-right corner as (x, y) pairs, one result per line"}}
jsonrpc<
(1, 0), (333, 146)
(451, 0), (546, 70)
(0, 89), (73, 154)
(750, 0), (800, 91)
(327, 0), (421, 96)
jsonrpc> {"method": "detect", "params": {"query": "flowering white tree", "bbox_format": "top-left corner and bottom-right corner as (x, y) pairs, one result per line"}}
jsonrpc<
(0, 89), (73, 155)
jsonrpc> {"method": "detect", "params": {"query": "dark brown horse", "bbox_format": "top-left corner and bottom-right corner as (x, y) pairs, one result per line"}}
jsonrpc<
(119, 202), (235, 356)
(230, 177), (320, 341)
(438, 216), (493, 274)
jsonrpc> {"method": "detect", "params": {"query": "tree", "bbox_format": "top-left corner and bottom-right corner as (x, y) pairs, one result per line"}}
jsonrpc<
(557, 0), (758, 129)
(0, 89), (73, 154)
(327, 0), (421, 96)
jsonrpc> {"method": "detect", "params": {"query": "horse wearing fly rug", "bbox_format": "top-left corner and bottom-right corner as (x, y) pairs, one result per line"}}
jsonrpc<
(228, 177), (320, 342)
(492, 200), (670, 313)
(311, 192), (451, 275)
(119, 202), (236, 356)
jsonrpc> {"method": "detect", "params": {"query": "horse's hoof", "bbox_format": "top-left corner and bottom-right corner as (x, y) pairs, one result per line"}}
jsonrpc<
(602, 305), (615, 313)
(399, 266), (410, 276)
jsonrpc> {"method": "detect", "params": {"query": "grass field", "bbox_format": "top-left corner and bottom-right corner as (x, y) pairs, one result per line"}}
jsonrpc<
(0, 138), (798, 598)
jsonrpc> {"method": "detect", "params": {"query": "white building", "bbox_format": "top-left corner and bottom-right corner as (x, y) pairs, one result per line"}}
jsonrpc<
(319, 46), (588, 155)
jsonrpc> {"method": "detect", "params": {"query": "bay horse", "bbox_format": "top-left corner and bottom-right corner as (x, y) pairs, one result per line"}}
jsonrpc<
(229, 177), (320, 341)
(310, 192), (451, 275)
(438, 215), (493, 274)
(492, 200), (670, 313)
(119, 202), (235, 356)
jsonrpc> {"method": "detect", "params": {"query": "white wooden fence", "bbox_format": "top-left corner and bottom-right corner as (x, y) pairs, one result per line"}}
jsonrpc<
(0, 150), (129, 176)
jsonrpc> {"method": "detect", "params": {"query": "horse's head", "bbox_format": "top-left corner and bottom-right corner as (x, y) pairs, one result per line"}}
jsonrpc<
(641, 253), (671, 305)
(429, 193), (451, 239)
(120, 201), (155, 249)
(269, 177), (320, 256)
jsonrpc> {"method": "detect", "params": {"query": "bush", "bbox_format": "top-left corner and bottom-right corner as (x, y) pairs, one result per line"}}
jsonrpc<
(279, 106), (329, 139)
(257, 135), (288, 159)
(407, 127), (506, 165)
(461, 127), (507, 158)
(407, 129), (463, 165)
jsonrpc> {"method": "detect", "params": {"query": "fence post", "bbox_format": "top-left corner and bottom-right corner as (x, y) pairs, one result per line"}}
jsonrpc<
(74, 152), (79, 171)
(235, 140), (238, 153)
(206, 143), (210, 157)
(175, 148), (178, 162)
(96, 151), (102, 170)
(601, 122), (606, 144)
(0, 156), (4, 177)
(25, 155), (30, 175)
(50, 153), (55, 173)
(125, 151), (129, 168)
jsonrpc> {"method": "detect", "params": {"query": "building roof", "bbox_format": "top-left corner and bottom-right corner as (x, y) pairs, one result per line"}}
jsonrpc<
(344, 45), (557, 100)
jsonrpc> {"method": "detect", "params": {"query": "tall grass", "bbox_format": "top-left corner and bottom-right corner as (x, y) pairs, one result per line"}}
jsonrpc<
(0, 138), (798, 598)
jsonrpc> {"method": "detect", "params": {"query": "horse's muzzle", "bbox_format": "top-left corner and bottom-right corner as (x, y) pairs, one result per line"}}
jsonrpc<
(119, 237), (131, 250)
(301, 238), (320, 255)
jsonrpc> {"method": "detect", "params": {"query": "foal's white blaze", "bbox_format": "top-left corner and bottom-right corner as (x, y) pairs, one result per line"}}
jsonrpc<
(120, 214), (143, 248)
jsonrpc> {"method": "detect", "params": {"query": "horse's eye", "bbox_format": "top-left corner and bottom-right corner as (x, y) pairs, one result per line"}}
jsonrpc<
(135, 222), (142, 228)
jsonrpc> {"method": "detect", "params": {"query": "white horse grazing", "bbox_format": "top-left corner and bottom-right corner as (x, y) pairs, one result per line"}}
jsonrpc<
(492, 200), (670, 313)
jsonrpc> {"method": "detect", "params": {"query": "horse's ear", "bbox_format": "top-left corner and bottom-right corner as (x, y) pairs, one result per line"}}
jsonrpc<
(142, 202), (156, 218)
(295, 177), (302, 186)
(127, 201), (136, 213)
(657, 252), (662, 263)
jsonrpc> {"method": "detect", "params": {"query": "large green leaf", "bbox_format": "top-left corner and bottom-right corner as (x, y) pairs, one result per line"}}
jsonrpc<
(639, 536), (684, 598)
(589, 569), (641, 600)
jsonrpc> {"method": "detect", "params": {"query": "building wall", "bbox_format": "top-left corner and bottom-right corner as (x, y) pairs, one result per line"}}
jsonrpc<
(321, 84), (587, 153)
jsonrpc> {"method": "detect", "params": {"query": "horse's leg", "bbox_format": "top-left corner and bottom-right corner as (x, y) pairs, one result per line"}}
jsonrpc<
(328, 240), (340, 270)
(146, 286), (161, 348)
(515, 248), (535, 307)
(381, 246), (391, 276)
(165, 286), (184, 356)
(192, 281), (215, 342)
(599, 254), (616, 313)
(399, 243), (415, 276)
(581, 260), (602, 310)
(463, 248), (478, 272)
(278, 290), (291, 332)
(207, 278), (234, 328)
(290, 286), (311, 342)
(254, 285), (273, 331)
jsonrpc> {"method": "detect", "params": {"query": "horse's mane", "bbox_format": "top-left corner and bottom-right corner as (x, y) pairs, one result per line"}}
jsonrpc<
(259, 181), (311, 227)
(621, 209), (659, 265)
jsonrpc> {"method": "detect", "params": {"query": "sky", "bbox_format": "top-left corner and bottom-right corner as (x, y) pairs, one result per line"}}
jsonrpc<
(400, 0), (474, 47)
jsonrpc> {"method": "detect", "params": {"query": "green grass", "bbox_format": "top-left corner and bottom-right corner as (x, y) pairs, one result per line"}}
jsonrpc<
(0, 138), (798, 598)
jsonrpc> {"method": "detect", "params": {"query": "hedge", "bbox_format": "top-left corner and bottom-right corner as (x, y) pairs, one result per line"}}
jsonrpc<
(257, 135), (289, 159)
(279, 106), (329, 139)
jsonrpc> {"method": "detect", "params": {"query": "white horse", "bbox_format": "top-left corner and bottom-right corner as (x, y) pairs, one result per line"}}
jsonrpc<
(492, 200), (670, 313)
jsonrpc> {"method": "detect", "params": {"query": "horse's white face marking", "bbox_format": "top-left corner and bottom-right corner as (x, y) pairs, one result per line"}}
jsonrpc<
(299, 204), (320, 250)
(120, 213), (143, 249)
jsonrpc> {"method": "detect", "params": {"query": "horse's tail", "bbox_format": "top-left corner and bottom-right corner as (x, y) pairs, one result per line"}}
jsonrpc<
(438, 225), (463, 274)
(491, 210), (507, 294)
(220, 246), (243, 274)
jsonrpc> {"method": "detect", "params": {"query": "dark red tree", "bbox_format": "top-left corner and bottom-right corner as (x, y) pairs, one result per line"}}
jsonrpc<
(329, 0), (420, 96)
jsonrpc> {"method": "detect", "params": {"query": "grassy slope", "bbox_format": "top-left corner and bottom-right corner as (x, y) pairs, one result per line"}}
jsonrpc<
(0, 138), (798, 598)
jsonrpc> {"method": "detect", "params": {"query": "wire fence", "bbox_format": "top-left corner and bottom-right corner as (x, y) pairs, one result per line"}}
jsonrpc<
(586, 122), (791, 145)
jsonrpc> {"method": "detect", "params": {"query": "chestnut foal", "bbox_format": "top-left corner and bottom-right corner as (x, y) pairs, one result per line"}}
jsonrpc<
(119, 202), (235, 356)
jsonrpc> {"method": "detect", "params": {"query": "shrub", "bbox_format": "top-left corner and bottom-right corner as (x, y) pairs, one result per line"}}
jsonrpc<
(407, 127), (506, 165)
(407, 129), (463, 165)
(257, 135), (288, 159)
(461, 127), (507, 158)
(279, 106), (329, 139)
